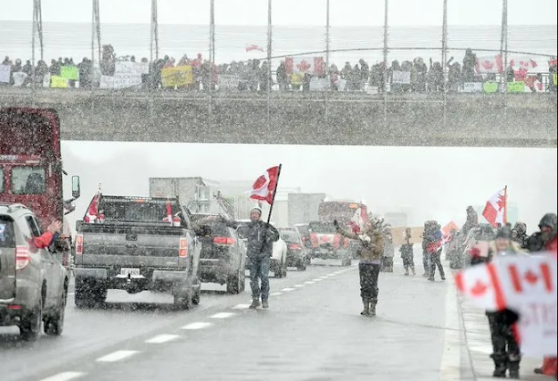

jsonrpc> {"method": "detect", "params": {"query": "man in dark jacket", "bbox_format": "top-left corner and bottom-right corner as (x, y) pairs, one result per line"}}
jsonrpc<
(423, 221), (445, 281)
(221, 207), (279, 309)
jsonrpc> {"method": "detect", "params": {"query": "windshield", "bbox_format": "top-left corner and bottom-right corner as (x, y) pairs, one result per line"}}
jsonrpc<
(309, 222), (336, 234)
(0, 216), (15, 248)
(10, 166), (46, 195)
(280, 231), (300, 243)
(101, 200), (180, 223)
(295, 225), (309, 235)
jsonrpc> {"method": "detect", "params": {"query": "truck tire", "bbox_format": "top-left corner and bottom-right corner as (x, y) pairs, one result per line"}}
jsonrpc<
(20, 293), (43, 341)
(297, 261), (307, 271)
(173, 293), (191, 310)
(45, 289), (66, 336)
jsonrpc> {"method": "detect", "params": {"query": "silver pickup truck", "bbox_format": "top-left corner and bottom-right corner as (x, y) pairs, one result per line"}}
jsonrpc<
(74, 195), (206, 309)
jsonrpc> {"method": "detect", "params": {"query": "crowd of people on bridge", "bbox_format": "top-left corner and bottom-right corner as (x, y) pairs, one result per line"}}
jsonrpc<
(2, 45), (557, 93)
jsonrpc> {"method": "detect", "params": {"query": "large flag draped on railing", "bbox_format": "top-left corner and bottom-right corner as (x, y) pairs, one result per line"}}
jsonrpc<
(455, 253), (557, 357)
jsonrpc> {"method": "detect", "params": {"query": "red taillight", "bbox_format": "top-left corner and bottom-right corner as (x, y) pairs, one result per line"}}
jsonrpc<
(7, 304), (22, 310)
(320, 235), (331, 243)
(179, 238), (188, 258)
(16, 246), (31, 271)
(75, 234), (84, 255)
(213, 237), (236, 246)
(289, 243), (302, 250)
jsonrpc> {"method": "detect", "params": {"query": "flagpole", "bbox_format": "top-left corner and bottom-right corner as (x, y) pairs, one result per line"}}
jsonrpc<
(266, 164), (282, 225)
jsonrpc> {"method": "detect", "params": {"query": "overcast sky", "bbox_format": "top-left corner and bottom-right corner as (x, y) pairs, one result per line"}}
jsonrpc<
(1, 0), (557, 26)
(61, 142), (557, 231)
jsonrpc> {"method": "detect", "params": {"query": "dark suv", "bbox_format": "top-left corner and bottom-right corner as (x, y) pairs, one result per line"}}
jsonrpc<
(0, 203), (69, 340)
(191, 214), (246, 294)
(280, 228), (308, 271)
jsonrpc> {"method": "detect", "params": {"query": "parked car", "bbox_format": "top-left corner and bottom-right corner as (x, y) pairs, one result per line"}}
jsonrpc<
(0, 203), (69, 340)
(236, 220), (288, 278)
(191, 214), (246, 294)
(279, 228), (308, 271)
(294, 223), (312, 249)
(308, 221), (352, 266)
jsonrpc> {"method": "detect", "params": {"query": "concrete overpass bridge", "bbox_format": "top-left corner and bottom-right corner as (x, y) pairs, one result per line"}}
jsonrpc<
(0, 88), (556, 147)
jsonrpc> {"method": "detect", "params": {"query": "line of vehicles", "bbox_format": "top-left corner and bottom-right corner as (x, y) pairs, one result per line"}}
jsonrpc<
(1, 107), (369, 341)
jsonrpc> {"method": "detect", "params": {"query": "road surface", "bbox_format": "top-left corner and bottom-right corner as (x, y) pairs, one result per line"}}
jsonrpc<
(0, 252), (548, 381)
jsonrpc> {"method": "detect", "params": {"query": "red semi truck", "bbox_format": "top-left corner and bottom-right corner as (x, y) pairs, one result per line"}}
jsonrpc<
(0, 108), (81, 258)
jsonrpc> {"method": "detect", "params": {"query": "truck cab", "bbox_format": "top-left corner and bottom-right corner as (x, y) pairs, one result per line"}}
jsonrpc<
(0, 108), (81, 265)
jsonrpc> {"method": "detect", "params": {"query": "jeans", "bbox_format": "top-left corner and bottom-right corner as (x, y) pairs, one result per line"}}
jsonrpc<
(429, 252), (446, 280)
(359, 263), (380, 302)
(423, 251), (431, 274)
(249, 256), (270, 302)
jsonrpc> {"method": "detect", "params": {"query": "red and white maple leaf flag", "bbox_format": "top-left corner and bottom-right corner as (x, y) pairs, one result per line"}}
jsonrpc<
(249, 166), (280, 205)
(475, 54), (505, 74)
(84, 188), (101, 223)
(285, 57), (325, 76)
(455, 262), (507, 312)
(482, 187), (508, 227)
(245, 44), (264, 53)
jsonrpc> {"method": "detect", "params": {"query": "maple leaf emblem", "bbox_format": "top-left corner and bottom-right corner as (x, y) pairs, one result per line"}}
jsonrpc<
(470, 280), (488, 297)
(482, 60), (495, 70)
(524, 270), (539, 285)
(297, 60), (312, 73)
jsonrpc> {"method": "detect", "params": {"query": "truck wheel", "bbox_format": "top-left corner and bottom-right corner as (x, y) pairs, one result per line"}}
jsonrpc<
(45, 289), (66, 336)
(20, 294), (43, 341)
(282, 261), (288, 278)
(173, 293), (190, 310)
(191, 287), (201, 306)
(297, 261), (307, 271)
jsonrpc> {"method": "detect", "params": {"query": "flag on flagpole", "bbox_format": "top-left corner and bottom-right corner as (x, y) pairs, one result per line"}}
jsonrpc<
(248, 166), (280, 205)
(84, 184), (102, 223)
(482, 187), (508, 227)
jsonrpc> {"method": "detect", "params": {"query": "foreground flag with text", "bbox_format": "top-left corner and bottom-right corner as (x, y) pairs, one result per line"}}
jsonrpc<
(249, 166), (281, 205)
(456, 253), (557, 358)
(482, 187), (508, 227)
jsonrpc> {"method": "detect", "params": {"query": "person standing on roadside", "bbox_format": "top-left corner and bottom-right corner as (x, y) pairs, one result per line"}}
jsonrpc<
(400, 227), (415, 276)
(334, 218), (384, 316)
(219, 207), (279, 309)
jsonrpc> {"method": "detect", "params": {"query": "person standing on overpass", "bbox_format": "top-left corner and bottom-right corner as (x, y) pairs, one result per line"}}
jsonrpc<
(219, 207), (279, 309)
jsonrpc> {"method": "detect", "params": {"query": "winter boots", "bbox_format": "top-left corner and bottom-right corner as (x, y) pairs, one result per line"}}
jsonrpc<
(249, 299), (261, 309)
(508, 356), (521, 379)
(361, 298), (370, 316)
(404, 266), (410, 276)
(411, 266), (416, 275)
(491, 354), (508, 378)
(369, 300), (377, 316)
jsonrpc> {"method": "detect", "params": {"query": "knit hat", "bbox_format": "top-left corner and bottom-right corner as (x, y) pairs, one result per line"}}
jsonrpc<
(251, 207), (262, 216)
(496, 227), (512, 240)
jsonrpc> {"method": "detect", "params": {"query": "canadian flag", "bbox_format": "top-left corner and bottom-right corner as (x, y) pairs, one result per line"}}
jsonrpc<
(482, 187), (508, 228)
(475, 54), (505, 74)
(509, 57), (538, 71)
(84, 191), (101, 223)
(249, 166), (280, 205)
(285, 57), (325, 76)
(455, 262), (507, 311)
(245, 44), (264, 53)
(350, 206), (368, 232)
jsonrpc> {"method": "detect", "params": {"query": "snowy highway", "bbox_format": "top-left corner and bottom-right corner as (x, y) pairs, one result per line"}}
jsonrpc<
(2, 252), (546, 381)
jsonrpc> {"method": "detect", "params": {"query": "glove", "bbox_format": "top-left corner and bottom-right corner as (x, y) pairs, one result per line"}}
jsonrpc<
(358, 235), (371, 243)
(333, 220), (339, 228)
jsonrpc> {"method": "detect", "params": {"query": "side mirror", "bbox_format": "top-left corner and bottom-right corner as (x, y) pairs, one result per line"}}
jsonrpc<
(71, 176), (81, 199)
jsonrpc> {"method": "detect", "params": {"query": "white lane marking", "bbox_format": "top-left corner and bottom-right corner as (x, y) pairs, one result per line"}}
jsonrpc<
(304, 281), (315, 284)
(314, 278), (324, 282)
(96, 350), (139, 363)
(270, 292), (282, 297)
(181, 322), (213, 330)
(210, 312), (236, 319)
(39, 372), (85, 381)
(233, 304), (250, 309)
(145, 334), (180, 344)
(281, 288), (295, 292)
(294, 284), (304, 288)
(440, 276), (462, 381)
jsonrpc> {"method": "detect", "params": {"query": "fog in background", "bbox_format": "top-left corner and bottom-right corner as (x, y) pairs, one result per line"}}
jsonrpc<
(61, 142), (557, 232)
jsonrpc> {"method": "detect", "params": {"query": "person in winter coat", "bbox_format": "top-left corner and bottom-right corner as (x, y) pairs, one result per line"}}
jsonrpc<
(423, 221), (445, 281)
(400, 227), (415, 275)
(219, 207), (279, 309)
(462, 206), (480, 237)
(33, 220), (62, 249)
(470, 227), (526, 379)
(511, 222), (528, 249)
(532, 213), (558, 378)
(381, 224), (395, 272)
(334, 218), (384, 316)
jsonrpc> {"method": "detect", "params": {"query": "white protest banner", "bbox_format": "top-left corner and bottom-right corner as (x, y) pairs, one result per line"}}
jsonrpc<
(99, 75), (115, 89)
(0, 64), (11, 83)
(113, 74), (142, 89)
(337, 79), (348, 91)
(392, 71), (411, 84)
(218, 75), (240, 90)
(115, 62), (149, 75)
(309, 77), (330, 92)
(42, 73), (51, 88)
(463, 82), (483, 93)
(456, 253), (557, 357)
(12, 72), (27, 87)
